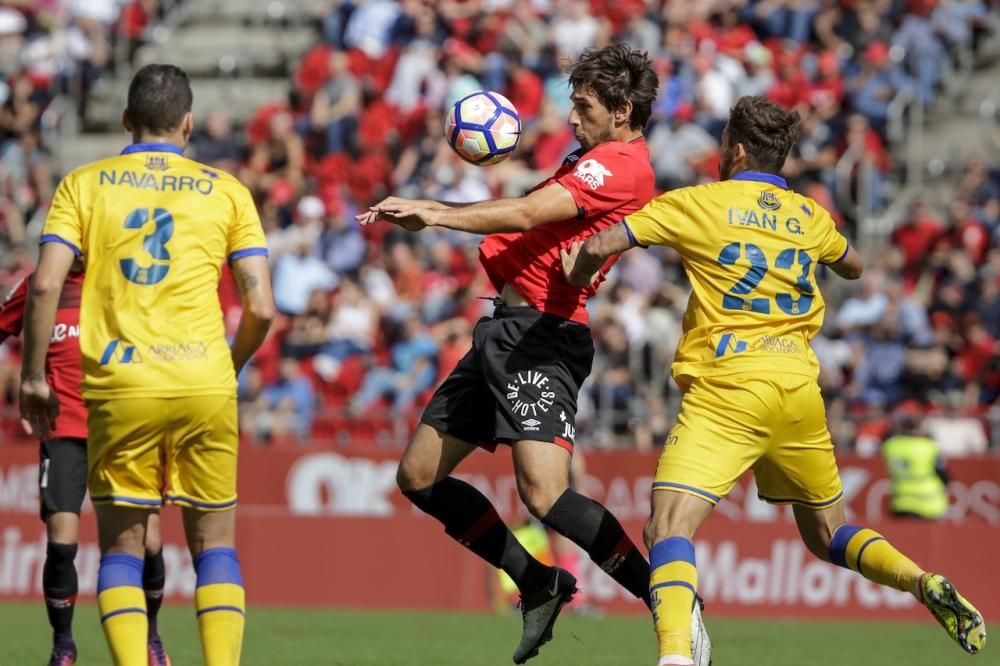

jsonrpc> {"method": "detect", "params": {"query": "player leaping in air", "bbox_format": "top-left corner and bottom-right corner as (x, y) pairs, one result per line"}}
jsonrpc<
(359, 43), (710, 664)
(1, 265), (172, 666)
(561, 95), (986, 665)
(19, 64), (274, 666)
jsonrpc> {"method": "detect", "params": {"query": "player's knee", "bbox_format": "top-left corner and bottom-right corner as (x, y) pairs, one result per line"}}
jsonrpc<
(517, 482), (563, 520)
(642, 518), (656, 551)
(796, 521), (838, 563)
(397, 457), (435, 494)
(144, 528), (162, 555)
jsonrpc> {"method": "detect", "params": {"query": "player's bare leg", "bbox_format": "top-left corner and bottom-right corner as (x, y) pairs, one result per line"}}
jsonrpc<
(794, 503), (986, 654)
(399, 425), (562, 663)
(45, 512), (80, 666)
(94, 505), (151, 666)
(644, 490), (714, 666)
(144, 512), (170, 666)
(512, 440), (655, 662)
(182, 507), (243, 666)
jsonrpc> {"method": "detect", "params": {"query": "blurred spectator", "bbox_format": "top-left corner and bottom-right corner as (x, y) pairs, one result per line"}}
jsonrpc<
(848, 41), (912, 136)
(309, 51), (361, 155)
(351, 315), (438, 413)
(881, 410), (949, 520)
(190, 111), (242, 171)
(272, 231), (337, 316)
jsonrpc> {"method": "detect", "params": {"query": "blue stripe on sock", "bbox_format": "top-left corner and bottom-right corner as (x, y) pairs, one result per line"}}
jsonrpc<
(100, 607), (146, 623)
(196, 605), (245, 617)
(97, 553), (144, 593)
(194, 547), (243, 587)
(829, 524), (863, 569)
(650, 536), (696, 570)
(650, 580), (697, 596)
(855, 536), (885, 576)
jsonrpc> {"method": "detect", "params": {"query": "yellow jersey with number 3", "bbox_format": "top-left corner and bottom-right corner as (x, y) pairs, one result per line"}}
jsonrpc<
(623, 171), (848, 387)
(41, 143), (268, 399)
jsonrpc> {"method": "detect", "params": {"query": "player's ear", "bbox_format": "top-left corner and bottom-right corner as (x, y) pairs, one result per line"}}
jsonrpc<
(181, 112), (194, 140)
(616, 100), (633, 127)
(122, 109), (132, 133)
(734, 142), (747, 165)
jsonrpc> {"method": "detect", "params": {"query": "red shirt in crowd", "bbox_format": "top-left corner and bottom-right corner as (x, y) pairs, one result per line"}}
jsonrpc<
(0, 272), (88, 440)
(479, 137), (654, 325)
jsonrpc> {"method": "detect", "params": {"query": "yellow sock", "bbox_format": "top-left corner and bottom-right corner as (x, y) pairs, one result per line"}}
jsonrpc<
(194, 548), (246, 666)
(97, 553), (148, 666)
(829, 525), (923, 593)
(650, 537), (698, 660)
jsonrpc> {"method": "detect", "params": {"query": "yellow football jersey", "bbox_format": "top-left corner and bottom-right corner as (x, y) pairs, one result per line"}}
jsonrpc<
(42, 143), (267, 399)
(624, 172), (848, 387)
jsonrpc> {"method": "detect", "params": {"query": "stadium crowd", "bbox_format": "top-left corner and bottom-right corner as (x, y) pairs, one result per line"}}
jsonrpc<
(0, 0), (997, 452)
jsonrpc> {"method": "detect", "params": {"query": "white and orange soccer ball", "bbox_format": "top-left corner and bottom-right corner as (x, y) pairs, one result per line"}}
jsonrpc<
(445, 91), (521, 166)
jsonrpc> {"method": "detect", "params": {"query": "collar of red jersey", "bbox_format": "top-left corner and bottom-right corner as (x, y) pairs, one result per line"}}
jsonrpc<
(121, 142), (185, 156)
(729, 170), (788, 189)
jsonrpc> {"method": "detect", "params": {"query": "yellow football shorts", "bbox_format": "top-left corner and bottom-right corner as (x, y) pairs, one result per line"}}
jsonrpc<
(86, 395), (239, 511)
(654, 374), (843, 508)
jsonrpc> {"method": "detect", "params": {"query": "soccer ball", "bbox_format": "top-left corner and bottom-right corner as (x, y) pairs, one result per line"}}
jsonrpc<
(445, 91), (521, 166)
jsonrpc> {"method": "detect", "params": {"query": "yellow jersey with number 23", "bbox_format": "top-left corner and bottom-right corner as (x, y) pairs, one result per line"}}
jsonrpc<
(623, 171), (848, 388)
(41, 142), (268, 400)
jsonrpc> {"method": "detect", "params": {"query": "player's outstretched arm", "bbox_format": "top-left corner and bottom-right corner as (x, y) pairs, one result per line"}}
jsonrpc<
(561, 222), (633, 287)
(358, 184), (580, 234)
(827, 245), (864, 280)
(20, 242), (75, 439)
(230, 254), (275, 375)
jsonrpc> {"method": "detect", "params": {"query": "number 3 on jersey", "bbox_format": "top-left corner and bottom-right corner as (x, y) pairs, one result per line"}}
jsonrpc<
(120, 207), (174, 285)
(717, 242), (814, 315)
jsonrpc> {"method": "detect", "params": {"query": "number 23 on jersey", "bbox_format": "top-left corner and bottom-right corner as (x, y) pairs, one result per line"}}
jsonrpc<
(717, 242), (814, 316)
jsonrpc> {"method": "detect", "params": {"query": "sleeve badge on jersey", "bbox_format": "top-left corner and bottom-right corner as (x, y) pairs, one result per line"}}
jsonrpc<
(573, 158), (613, 190)
(757, 191), (781, 211)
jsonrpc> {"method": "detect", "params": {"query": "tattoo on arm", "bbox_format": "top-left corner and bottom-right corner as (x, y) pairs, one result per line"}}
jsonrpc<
(23, 371), (44, 382)
(234, 264), (259, 292)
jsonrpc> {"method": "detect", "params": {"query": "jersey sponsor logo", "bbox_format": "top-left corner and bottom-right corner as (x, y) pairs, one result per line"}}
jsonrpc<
(757, 191), (781, 211)
(573, 158), (613, 190)
(145, 342), (209, 362)
(506, 371), (556, 418)
(749, 335), (803, 353)
(714, 332), (748, 358)
(98, 170), (214, 195)
(50, 323), (80, 343)
(144, 155), (169, 171)
(99, 339), (142, 365)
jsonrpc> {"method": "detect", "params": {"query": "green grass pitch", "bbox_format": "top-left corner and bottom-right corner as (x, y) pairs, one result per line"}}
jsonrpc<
(0, 601), (978, 665)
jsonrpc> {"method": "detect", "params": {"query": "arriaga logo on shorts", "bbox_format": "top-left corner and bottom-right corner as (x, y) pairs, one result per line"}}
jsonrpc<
(506, 371), (556, 420)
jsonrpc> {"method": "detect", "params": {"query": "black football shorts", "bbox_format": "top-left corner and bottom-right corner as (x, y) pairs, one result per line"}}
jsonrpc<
(422, 300), (594, 452)
(39, 437), (88, 521)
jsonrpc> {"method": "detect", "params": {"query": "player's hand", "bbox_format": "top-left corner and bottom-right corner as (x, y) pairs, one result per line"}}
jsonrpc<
(561, 241), (598, 287)
(18, 376), (59, 441)
(356, 197), (441, 228)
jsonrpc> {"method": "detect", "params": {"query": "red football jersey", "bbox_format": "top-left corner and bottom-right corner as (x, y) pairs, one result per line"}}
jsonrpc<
(0, 273), (87, 440)
(479, 137), (654, 324)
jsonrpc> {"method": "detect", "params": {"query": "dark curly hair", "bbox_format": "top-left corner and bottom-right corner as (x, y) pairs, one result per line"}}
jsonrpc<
(567, 43), (659, 130)
(726, 96), (801, 173)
